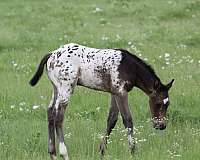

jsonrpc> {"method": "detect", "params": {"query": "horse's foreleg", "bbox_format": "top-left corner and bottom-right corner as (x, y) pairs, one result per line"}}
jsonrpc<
(99, 94), (119, 156)
(115, 93), (136, 154)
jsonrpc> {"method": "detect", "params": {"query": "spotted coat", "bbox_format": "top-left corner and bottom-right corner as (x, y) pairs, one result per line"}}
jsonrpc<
(46, 43), (127, 105)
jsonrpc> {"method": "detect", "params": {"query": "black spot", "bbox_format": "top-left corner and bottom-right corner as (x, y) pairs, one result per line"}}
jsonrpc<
(57, 52), (62, 58)
(69, 51), (73, 54)
(67, 55), (70, 57)
(66, 61), (68, 63)
(72, 48), (78, 50)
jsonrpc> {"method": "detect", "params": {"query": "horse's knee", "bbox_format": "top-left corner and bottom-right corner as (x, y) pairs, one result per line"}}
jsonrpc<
(122, 115), (133, 129)
(48, 107), (56, 122)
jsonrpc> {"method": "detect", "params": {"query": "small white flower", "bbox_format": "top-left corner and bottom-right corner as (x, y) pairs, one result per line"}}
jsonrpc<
(168, 1), (172, 4)
(93, 7), (103, 13)
(13, 63), (17, 67)
(192, 14), (196, 18)
(128, 41), (132, 45)
(19, 102), (26, 106)
(198, 60), (200, 64)
(64, 34), (68, 39)
(19, 107), (23, 111)
(33, 105), (40, 110)
(96, 107), (100, 111)
(101, 35), (108, 41)
(164, 53), (170, 58)
(138, 138), (147, 142)
(116, 34), (121, 40)
(10, 105), (15, 109)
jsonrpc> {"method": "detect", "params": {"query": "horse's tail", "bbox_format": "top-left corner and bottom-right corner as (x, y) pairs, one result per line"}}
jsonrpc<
(29, 53), (51, 86)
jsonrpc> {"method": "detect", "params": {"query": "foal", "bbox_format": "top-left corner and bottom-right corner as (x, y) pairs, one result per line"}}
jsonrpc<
(29, 43), (174, 159)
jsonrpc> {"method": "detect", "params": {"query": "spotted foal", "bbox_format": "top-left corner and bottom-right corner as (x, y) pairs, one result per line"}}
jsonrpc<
(30, 43), (174, 159)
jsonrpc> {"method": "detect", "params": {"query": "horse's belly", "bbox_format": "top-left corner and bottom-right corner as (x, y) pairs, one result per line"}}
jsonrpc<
(78, 67), (112, 92)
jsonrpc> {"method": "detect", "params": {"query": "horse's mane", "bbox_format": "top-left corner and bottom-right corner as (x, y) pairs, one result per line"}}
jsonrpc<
(115, 49), (160, 80)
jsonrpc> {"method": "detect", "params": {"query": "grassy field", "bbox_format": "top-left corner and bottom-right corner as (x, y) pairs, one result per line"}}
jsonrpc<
(0, 0), (200, 159)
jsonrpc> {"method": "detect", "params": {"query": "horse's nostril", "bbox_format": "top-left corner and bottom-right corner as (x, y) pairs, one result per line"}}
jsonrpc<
(159, 124), (166, 130)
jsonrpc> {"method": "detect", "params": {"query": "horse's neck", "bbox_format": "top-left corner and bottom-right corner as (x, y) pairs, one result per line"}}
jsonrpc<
(134, 70), (158, 96)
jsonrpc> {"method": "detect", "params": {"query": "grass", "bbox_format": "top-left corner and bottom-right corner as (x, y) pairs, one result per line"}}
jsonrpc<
(0, 0), (200, 159)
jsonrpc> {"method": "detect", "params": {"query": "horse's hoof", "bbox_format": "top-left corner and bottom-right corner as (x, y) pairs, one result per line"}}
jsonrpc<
(50, 154), (56, 160)
(130, 143), (136, 155)
(99, 141), (107, 156)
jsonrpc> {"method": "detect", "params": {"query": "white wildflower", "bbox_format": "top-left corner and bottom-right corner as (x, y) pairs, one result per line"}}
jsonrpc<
(128, 41), (132, 45)
(96, 107), (100, 112)
(13, 63), (17, 67)
(19, 102), (26, 106)
(116, 34), (121, 40)
(138, 138), (147, 142)
(33, 105), (40, 110)
(93, 7), (103, 13)
(101, 35), (108, 41)
(164, 53), (170, 58)
(10, 105), (15, 109)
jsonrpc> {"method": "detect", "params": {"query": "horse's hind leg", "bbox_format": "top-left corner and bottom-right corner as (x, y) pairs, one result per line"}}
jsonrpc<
(47, 90), (57, 160)
(99, 94), (119, 156)
(55, 100), (69, 160)
(54, 80), (78, 160)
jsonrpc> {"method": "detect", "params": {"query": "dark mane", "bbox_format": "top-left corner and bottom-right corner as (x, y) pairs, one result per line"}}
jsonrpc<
(115, 49), (160, 80)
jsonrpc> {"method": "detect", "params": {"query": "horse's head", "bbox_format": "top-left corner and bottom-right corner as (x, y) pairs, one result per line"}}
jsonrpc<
(149, 79), (174, 130)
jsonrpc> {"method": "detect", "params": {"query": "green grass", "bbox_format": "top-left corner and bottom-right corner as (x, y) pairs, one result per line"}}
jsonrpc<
(0, 0), (200, 159)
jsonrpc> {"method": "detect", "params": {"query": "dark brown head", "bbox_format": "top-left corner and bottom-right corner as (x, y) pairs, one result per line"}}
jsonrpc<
(149, 79), (174, 130)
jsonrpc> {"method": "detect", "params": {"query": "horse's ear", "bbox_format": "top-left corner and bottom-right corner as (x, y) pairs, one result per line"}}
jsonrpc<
(153, 79), (161, 91)
(166, 79), (174, 90)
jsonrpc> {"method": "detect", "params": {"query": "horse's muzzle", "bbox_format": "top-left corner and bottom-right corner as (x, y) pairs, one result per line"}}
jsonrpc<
(152, 118), (167, 130)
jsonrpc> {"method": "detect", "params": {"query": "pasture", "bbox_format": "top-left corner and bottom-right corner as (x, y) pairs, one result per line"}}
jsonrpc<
(0, 0), (200, 159)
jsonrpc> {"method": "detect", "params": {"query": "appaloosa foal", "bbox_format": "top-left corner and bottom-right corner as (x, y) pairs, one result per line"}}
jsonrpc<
(30, 43), (174, 160)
